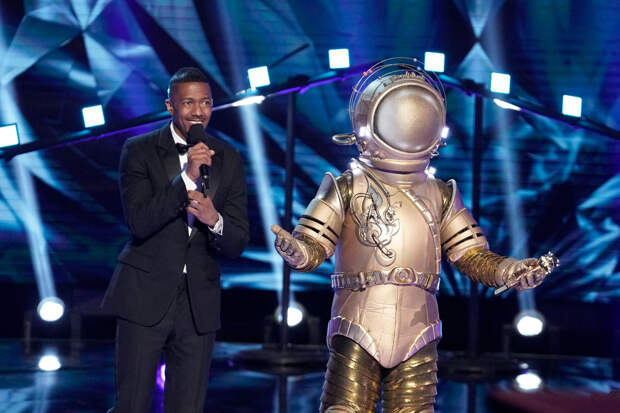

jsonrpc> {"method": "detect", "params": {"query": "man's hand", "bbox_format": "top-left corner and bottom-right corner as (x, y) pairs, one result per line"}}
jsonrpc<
(186, 142), (215, 181)
(187, 190), (219, 227)
(270, 224), (308, 268)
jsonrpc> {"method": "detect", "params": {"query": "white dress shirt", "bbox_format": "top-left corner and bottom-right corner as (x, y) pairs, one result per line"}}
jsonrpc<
(170, 123), (223, 273)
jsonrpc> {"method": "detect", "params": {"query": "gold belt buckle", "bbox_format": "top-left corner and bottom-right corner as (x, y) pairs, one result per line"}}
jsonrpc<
(390, 267), (414, 284)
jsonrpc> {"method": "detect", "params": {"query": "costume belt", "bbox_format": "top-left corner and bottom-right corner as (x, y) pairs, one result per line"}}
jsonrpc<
(331, 267), (441, 293)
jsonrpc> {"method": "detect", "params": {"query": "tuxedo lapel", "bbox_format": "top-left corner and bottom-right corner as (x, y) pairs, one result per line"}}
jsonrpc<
(205, 144), (221, 200)
(156, 124), (182, 183)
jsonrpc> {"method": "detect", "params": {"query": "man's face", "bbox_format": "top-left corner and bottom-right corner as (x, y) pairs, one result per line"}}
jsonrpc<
(165, 81), (213, 140)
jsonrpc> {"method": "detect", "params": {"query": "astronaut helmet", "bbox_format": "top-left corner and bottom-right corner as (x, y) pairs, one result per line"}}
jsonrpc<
(334, 57), (447, 173)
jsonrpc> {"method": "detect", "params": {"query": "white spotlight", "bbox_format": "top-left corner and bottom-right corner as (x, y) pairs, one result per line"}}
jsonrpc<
(424, 52), (445, 73)
(490, 72), (511, 94)
(328, 49), (350, 69)
(493, 98), (522, 111)
(82, 105), (105, 128)
(38, 355), (61, 371)
(515, 371), (543, 392)
(232, 95), (266, 107)
(37, 296), (65, 322)
(275, 302), (305, 327)
(514, 310), (545, 337)
(441, 126), (450, 139)
(562, 95), (582, 117)
(247, 66), (270, 89)
(0, 123), (19, 148)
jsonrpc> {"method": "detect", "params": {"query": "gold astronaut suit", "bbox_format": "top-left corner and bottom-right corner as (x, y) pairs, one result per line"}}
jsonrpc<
(272, 58), (552, 413)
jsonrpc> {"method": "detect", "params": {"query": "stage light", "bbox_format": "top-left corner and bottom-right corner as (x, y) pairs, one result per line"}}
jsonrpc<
(232, 95), (266, 107)
(424, 52), (445, 73)
(37, 296), (65, 322)
(514, 310), (545, 336)
(247, 66), (270, 89)
(426, 166), (437, 178)
(493, 98), (522, 111)
(490, 72), (511, 94)
(82, 104), (105, 128)
(38, 355), (61, 371)
(0, 123), (19, 148)
(562, 94), (582, 117)
(515, 371), (543, 391)
(328, 49), (350, 69)
(441, 126), (450, 139)
(275, 301), (305, 327)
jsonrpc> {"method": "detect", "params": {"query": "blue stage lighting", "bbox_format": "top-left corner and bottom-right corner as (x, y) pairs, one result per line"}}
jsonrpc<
(82, 105), (105, 128)
(515, 372), (543, 391)
(247, 66), (270, 89)
(562, 94), (582, 117)
(424, 52), (445, 72)
(0, 123), (19, 148)
(514, 309), (545, 336)
(276, 301), (305, 327)
(328, 49), (350, 69)
(38, 354), (61, 371)
(490, 72), (511, 94)
(37, 296), (65, 322)
(493, 98), (521, 111)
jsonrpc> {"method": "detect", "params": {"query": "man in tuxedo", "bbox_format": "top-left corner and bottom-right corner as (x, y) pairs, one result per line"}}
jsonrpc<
(102, 67), (249, 412)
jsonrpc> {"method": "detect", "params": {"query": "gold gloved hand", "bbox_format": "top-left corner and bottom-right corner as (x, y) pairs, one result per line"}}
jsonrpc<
(271, 224), (309, 269)
(495, 252), (559, 294)
(501, 258), (547, 291)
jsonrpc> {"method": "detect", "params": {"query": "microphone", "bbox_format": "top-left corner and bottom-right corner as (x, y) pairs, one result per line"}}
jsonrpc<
(187, 124), (210, 195)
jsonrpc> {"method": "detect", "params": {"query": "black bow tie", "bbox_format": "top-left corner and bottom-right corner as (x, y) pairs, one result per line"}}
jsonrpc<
(175, 142), (192, 155)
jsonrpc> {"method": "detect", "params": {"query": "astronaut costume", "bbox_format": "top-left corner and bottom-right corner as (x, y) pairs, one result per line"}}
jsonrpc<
(272, 58), (553, 413)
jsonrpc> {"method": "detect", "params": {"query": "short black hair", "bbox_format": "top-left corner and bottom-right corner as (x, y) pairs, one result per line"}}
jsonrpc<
(167, 67), (210, 97)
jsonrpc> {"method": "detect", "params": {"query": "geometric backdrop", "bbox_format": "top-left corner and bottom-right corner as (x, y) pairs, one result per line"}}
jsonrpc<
(0, 0), (619, 304)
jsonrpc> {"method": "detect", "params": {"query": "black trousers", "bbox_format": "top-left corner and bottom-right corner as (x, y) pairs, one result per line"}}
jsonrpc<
(109, 277), (216, 413)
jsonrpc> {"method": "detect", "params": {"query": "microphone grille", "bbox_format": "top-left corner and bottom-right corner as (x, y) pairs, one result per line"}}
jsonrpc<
(187, 124), (206, 145)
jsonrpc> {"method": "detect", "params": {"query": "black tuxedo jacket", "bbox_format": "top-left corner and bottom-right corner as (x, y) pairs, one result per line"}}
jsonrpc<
(102, 123), (249, 333)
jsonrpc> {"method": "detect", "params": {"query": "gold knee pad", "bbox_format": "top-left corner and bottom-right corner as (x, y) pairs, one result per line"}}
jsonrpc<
(320, 335), (382, 413)
(381, 341), (438, 413)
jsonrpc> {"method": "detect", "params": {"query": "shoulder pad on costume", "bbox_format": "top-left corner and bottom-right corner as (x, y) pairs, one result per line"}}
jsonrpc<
(440, 179), (465, 223)
(315, 172), (345, 215)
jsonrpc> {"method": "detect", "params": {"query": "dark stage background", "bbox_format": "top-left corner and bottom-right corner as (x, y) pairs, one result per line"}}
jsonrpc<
(0, 1), (619, 357)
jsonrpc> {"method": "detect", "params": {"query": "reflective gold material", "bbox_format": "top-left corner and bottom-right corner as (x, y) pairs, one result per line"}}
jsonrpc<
(454, 246), (508, 287)
(320, 335), (439, 413)
(400, 188), (441, 274)
(320, 335), (382, 413)
(404, 322), (442, 362)
(440, 208), (489, 263)
(336, 171), (354, 208)
(331, 268), (440, 293)
(293, 173), (346, 258)
(435, 179), (453, 219)
(382, 340), (439, 413)
(291, 233), (327, 272)
(347, 58), (447, 173)
(330, 163), (444, 368)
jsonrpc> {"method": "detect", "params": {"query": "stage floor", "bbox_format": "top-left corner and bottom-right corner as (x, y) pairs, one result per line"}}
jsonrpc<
(1, 339), (618, 413)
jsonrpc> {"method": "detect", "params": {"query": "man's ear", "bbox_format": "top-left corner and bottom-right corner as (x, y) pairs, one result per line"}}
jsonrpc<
(165, 98), (174, 115)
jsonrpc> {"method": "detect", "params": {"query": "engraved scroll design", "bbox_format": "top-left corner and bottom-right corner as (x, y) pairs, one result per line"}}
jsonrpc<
(350, 175), (400, 265)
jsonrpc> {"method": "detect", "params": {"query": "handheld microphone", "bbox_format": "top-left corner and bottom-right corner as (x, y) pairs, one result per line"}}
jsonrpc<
(187, 124), (210, 195)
